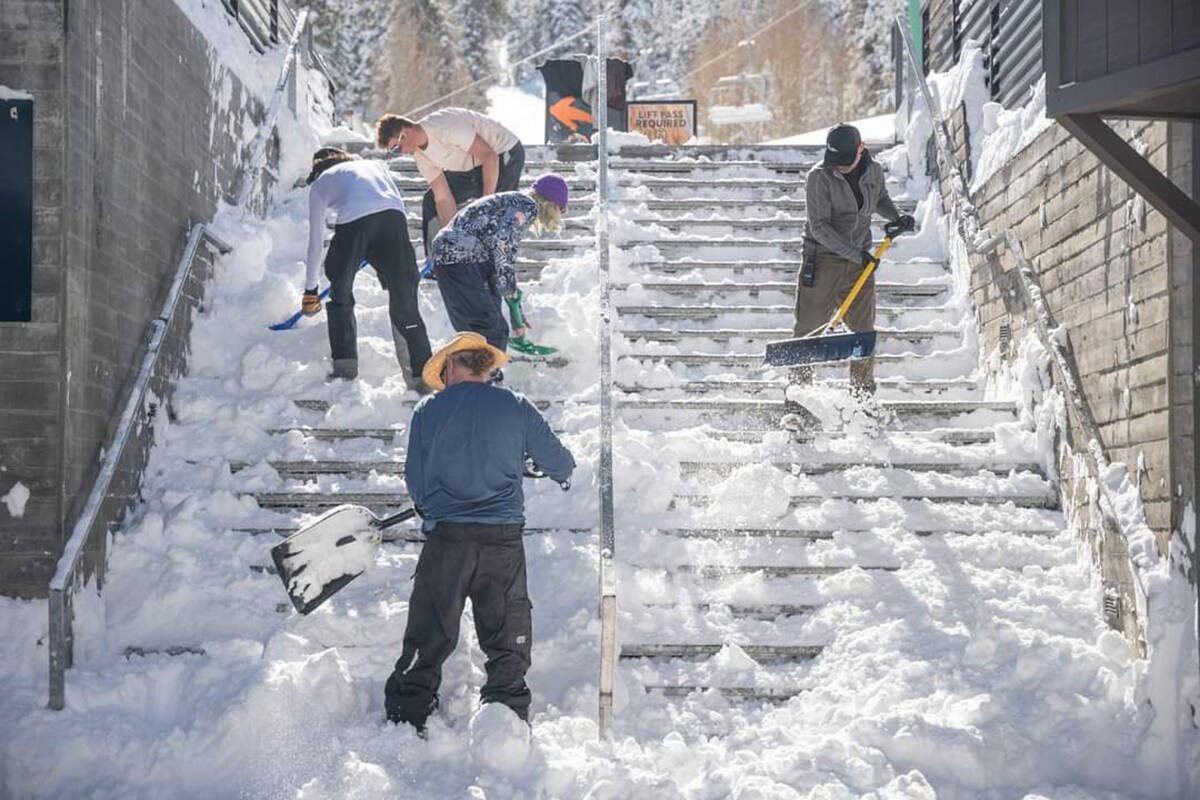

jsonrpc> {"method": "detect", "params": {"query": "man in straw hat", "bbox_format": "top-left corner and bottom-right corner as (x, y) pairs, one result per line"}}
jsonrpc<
(385, 332), (575, 734)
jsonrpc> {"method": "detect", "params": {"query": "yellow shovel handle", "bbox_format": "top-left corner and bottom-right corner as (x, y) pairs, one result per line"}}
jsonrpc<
(825, 236), (893, 332)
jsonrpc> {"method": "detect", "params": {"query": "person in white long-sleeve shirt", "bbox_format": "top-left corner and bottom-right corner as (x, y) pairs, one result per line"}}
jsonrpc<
(303, 146), (432, 386)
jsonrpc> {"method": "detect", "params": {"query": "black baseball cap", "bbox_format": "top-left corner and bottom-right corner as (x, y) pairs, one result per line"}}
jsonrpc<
(824, 124), (862, 167)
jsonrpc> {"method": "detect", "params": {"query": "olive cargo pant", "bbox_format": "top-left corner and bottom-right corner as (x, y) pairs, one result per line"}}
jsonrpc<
(792, 253), (876, 394)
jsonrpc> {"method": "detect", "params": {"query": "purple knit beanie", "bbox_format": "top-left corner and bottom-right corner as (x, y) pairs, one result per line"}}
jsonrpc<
(531, 174), (569, 211)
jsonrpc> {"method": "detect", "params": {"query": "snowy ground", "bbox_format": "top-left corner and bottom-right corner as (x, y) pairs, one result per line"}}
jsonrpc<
(2, 53), (1198, 800)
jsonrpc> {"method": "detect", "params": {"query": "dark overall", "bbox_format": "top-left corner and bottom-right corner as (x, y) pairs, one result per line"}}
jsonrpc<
(384, 522), (533, 727)
(324, 208), (432, 381)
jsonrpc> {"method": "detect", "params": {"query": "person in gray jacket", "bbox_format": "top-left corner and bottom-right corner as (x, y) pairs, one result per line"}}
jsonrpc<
(795, 123), (914, 395)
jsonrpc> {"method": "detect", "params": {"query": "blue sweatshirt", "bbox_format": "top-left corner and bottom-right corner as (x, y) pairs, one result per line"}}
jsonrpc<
(405, 382), (575, 531)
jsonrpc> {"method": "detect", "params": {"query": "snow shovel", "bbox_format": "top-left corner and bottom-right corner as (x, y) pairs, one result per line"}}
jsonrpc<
(269, 261), (369, 331)
(764, 222), (906, 367)
(504, 289), (558, 356)
(271, 505), (417, 614)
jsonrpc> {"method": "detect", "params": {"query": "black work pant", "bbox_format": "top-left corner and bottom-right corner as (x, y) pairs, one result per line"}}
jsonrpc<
(385, 522), (532, 728)
(324, 209), (432, 377)
(434, 260), (509, 351)
(421, 142), (526, 253)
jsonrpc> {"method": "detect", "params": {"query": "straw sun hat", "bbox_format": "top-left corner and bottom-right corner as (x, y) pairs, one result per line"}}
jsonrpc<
(421, 332), (510, 391)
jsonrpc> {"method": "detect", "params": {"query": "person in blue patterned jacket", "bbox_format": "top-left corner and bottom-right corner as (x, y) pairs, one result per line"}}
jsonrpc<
(428, 174), (569, 353)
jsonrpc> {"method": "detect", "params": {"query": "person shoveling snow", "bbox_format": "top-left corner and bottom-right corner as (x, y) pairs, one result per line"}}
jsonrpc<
(427, 175), (570, 368)
(384, 332), (575, 735)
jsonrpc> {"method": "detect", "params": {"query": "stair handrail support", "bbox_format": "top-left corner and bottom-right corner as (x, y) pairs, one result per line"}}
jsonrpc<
(893, 15), (1152, 652)
(47, 225), (233, 710)
(595, 7), (618, 740)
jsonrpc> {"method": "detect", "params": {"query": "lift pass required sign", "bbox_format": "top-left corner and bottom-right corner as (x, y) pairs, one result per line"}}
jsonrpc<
(627, 101), (697, 146)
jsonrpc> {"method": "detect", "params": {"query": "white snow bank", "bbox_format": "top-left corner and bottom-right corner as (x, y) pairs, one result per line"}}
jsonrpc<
(2, 482), (29, 518)
(0, 85), (33, 101)
(971, 76), (1054, 191)
(171, 0), (288, 98)
(487, 85), (547, 145)
(768, 113), (896, 146)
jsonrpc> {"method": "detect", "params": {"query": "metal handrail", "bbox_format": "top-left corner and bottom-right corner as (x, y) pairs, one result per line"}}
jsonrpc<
(236, 8), (315, 215)
(894, 15), (1150, 648)
(595, 8), (618, 739)
(48, 224), (232, 710)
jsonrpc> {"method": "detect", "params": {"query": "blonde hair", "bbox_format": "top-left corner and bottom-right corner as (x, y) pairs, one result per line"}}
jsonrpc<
(529, 191), (564, 235)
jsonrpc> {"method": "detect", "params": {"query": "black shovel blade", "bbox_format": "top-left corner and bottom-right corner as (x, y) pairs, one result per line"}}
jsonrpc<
(764, 331), (877, 366)
(269, 505), (381, 615)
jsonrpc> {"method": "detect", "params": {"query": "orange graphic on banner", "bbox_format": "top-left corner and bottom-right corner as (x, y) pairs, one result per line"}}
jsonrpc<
(550, 96), (594, 131)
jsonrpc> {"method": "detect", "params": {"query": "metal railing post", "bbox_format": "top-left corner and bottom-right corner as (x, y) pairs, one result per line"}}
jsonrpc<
(595, 6), (617, 740)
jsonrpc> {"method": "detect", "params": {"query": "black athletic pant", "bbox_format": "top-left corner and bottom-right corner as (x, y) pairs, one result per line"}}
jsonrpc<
(324, 209), (432, 376)
(434, 260), (509, 351)
(385, 522), (532, 728)
(421, 142), (526, 254)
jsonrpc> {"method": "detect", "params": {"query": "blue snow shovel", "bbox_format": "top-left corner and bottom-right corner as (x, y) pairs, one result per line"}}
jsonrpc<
(268, 261), (369, 331)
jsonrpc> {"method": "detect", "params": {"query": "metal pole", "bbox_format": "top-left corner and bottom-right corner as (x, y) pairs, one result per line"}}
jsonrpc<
(595, 5), (617, 740)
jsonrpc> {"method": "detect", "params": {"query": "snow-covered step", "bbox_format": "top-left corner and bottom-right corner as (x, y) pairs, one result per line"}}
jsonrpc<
(619, 644), (822, 661)
(265, 427), (402, 441)
(653, 564), (901, 578)
(291, 398), (559, 414)
(615, 304), (959, 323)
(619, 397), (1015, 418)
(231, 524), (590, 541)
(646, 525), (1060, 538)
(613, 281), (947, 301)
(614, 197), (918, 215)
(704, 428), (998, 445)
(671, 490), (1057, 509)
(231, 460), (403, 478)
(642, 685), (809, 701)
(624, 258), (948, 279)
(385, 157), (822, 175)
(251, 491), (408, 510)
(617, 377), (979, 396)
(619, 352), (975, 376)
(619, 328), (960, 348)
(624, 642), (820, 662)
(678, 459), (1045, 478)
(641, 601), (820, 618)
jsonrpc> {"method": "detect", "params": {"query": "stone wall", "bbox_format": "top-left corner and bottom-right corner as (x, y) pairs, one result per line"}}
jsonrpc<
(0, 0), (267, 597)
(969, 119), (1174, 555)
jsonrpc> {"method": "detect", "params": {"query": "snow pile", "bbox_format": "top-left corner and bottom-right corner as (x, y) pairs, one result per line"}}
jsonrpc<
(1, 482), (29, 518)
(0, 85), (33, 100)
(971, 76), (1054, 191)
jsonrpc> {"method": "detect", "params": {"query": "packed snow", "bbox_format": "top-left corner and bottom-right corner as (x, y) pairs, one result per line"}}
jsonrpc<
(1, 481), (30, 518)
(2, 31), (1199, 800)
(0, 84), (33, 101)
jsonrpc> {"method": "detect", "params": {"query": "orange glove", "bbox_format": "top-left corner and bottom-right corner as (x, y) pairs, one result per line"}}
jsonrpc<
(301, 288), (322, 317)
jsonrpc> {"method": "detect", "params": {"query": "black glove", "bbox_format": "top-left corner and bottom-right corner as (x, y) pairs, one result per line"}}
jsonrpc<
(860, 250), (877, 268)
(885, 214), (916, 237)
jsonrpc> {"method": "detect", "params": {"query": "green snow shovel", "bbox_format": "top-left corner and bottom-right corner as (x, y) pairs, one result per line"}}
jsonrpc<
(504, 289), (558, 356)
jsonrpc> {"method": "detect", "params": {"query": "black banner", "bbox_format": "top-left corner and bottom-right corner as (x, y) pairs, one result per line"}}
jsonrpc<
(1, 98), (33, 322)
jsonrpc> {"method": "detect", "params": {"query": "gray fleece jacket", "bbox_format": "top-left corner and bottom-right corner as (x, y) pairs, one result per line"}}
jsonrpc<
(802, 154), (901, 261)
